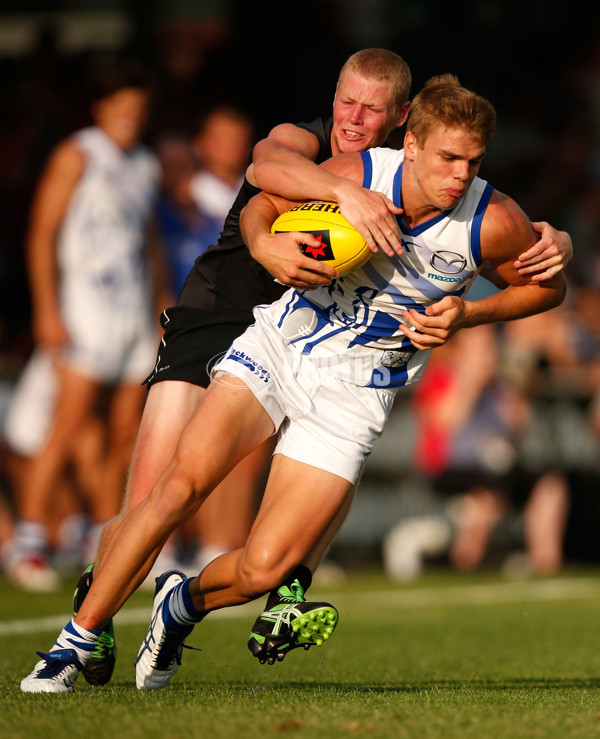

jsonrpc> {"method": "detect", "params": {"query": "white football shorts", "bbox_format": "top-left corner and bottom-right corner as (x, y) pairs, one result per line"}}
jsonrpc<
(3, 349), (57, 456)
(60, 287), (158, 384)
(213, 310), (398, 484)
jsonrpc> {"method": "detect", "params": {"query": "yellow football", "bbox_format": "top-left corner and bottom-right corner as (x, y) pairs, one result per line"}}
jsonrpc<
(271, 201), (371, 275)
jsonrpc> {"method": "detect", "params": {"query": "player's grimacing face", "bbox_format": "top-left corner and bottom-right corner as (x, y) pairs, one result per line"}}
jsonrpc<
(331, 71), (406, 156)
(406, 124), (485, 211)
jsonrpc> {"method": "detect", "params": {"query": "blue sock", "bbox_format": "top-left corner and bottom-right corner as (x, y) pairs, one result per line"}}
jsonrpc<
(162, 578), (205, 632)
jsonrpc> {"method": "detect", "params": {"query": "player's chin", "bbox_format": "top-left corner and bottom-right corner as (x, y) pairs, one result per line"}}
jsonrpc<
(440, 191), (465, 208)
(337, 134), (368, 152)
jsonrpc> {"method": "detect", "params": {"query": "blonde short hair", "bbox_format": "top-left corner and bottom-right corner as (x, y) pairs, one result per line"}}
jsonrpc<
(407, 74), (496, 146)
(338, 48), (412, 111)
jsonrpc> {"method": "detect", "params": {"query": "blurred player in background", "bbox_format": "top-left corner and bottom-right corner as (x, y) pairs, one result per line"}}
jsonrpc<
(189, 105), (254, 225)
(4, 63), (167, 604)
(154, 105), (255, 299)
(153, 133), (222, 299)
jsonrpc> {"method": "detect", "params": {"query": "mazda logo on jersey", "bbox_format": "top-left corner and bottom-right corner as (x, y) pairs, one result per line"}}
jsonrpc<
(430, 250), (467, 274)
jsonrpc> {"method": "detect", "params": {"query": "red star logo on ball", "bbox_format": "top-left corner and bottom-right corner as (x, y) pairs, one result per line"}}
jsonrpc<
(304, 234), (327, 259)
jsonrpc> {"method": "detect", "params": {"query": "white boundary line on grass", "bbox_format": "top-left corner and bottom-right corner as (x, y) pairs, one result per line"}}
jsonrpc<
(1, 577), (599, 636)
(340, 576), (600, 609)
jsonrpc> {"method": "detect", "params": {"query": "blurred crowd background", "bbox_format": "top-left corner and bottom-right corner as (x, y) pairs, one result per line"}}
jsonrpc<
(0, 0), (599, 591)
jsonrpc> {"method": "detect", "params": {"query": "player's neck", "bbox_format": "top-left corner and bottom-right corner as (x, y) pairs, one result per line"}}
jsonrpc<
(401, 180), (444, 228)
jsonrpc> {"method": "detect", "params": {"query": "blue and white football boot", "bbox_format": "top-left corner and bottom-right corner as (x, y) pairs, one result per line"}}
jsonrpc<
(20, 649), (82, 693)
(135, 569), (194, 690)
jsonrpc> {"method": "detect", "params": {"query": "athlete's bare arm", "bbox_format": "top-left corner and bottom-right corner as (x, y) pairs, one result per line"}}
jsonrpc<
(401, 192), (567, 349)
(480, 221), (573, 289)
(247, 124), (403, 288)
(26, 141), (85, 348)
(242, 151), (368, 288)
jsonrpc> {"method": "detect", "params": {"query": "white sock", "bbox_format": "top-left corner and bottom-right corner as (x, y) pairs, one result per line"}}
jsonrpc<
(14, 519), (49, 555)
(57, 514), (89, 549)
(53, 619), (101, 665)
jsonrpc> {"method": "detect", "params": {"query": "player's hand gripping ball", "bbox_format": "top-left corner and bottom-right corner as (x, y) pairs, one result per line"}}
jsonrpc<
(271, 201), (372, 275)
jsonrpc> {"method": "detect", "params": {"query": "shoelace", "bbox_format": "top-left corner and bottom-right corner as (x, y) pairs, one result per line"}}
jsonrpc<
(276, 580), (305, 604)
(155, 632), (200, 669)
(91, 630), (115, 658)
(35, 651), (81, 678)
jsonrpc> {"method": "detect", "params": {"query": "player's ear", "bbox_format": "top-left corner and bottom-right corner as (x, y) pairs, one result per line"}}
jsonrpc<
(395, 101), (411, 127)
(404, 130), (417, 160)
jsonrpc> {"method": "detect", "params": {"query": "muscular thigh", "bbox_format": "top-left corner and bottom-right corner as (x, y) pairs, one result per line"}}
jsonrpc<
(171, 373), (275, 494)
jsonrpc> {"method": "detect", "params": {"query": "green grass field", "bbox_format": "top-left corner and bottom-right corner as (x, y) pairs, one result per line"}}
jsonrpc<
(2, 568), (600, 738)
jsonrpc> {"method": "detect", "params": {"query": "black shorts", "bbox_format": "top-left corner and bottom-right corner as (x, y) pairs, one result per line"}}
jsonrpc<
(144, 305), (256, 389)
(144, 246), (287, 389)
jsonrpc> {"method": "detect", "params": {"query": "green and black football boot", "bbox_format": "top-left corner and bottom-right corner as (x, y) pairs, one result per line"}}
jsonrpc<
(248, 575), (338, 665)
(73, 564), (117, 685)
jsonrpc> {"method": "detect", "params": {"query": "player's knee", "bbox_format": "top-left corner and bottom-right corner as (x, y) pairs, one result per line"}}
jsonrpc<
(150, 465), (207, 529)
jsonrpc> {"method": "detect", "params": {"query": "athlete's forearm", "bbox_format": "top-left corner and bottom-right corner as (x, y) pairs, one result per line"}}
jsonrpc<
(239, 195), (283, 257)
(462, 277), (567, 328)
(253, 148), (358, 204)
(403, 275), (567, 353)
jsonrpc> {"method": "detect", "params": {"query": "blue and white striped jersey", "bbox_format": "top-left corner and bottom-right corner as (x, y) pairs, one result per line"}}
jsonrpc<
(259, 147), (494, 388)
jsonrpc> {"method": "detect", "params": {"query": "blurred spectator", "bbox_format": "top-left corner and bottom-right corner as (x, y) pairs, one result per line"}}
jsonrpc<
(2, 61), (168, 591)
(153, 133), (222, 299)
(383, 324), (569, 581)
(189, 105), (254, 222)
(153, 106), (254, 300)
(501, 288), (600, 569)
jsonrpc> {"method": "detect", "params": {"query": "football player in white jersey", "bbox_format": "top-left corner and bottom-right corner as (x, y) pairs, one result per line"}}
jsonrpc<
(20, 72), (568, 693)
(6, 65), (165, 623)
